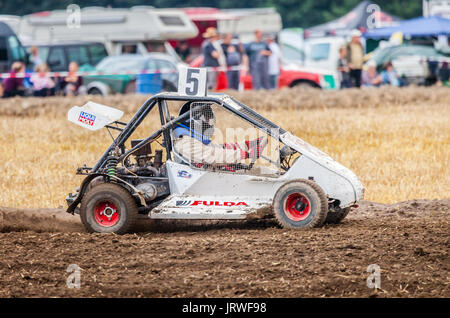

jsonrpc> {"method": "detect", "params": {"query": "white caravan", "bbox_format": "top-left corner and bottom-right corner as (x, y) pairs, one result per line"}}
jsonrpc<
(218, 8), (282, 43)
(17, 6), (198, 62)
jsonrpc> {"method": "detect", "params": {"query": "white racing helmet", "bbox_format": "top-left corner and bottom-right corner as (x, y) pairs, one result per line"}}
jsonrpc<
(174, 102), (215, 144)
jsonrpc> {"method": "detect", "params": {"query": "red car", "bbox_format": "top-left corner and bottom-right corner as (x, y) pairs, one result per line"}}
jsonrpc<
(189, 55), (338, 90)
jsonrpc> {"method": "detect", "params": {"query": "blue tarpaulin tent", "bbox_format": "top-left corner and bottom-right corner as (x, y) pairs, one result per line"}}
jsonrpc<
(364, 16), (450, 39)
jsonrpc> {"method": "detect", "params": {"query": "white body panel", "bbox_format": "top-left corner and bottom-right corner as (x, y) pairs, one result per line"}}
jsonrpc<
(150, 130), (364, 219)
(68, 101), (123, 131)
(279, 132), (364, 207)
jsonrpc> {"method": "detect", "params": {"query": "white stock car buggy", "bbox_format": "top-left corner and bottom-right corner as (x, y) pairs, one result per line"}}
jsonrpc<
(66, 93), (364, 234)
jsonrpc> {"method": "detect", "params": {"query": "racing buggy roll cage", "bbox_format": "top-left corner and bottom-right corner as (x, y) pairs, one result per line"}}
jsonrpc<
(67, 93), (286, 214)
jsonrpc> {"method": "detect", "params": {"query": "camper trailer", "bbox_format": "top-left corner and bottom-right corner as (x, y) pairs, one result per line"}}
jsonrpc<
(218, 8), (282, 43)
(17, 6), (198, 62)
(178, 7), (282, 57)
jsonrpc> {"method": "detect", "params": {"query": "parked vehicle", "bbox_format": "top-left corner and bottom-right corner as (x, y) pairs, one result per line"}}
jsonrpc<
(0, 21), (27, 73)
(279, 28), (305, 65)
(24, 41), (108, 72)
(367, 44), (450, 85)
(84, 54), (178, 95)
(18, 7), (197, 63)
(303, 36), (347, 73)
(190, 55), (339, 90)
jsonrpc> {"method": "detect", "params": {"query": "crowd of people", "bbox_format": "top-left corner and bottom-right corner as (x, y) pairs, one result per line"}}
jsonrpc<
(0, 46), (86, 98)
(2, 30), (448, 97)
(337, 29), (402, 89)
(338, 29), (450, 89)
(199, 27), (281, 91)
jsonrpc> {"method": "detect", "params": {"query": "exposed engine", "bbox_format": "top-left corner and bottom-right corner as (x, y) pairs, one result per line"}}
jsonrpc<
(108, 139), (170, 204)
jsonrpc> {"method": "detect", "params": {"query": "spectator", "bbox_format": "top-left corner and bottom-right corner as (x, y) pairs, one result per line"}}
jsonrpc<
(201, 27), (225, 91)
(175, 41), (192, 63)
(122, 45), (137, 54)
(380, 62), (400, 86)
(245, 29), (271, 90)
(346, 29), (364, 88)
(266, 35), (281, 90)
(61, 61), (86, 96)
(30, 63), (55, 97)
(437, 61), (450, 86)
(338, 46), (350, 88)
(2, 62), (25, 98)
(221, 33), (243, 90)
(28, 46), (43, 69)
(362, 61), (382, 87)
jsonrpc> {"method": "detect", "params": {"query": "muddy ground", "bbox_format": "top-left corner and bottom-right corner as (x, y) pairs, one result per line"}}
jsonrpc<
(0, 199), (448, 298)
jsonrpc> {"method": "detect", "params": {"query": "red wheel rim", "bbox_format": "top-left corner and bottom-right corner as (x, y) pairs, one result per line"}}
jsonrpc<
(93, 201), (120, 227)
(285, 193), (311, 221)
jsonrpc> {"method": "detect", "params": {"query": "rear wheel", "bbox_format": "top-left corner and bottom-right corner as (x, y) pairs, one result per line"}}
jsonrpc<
(80, 183), (138, 234)
(273, 179), (328, 229)
(325, 206), (351, 224)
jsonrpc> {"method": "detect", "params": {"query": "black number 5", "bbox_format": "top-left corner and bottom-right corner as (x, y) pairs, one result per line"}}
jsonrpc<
(186, 68), (200, 95)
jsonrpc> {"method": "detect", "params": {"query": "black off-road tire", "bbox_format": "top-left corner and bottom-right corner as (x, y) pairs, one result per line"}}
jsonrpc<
(325, 207), (351, 224)
(80, 183), (138, 234)
(273, 179), (328, 229)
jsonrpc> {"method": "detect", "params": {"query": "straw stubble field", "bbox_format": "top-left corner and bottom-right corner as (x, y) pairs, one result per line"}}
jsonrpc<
(0, 86), (448, 207)
(0, 86), (449, 298)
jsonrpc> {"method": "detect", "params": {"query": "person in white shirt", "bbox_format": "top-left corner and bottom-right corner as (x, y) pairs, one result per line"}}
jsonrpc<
(266, 35), (281, 90)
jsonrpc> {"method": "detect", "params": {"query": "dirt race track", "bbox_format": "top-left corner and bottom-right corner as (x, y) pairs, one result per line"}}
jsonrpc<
(0, 199), (448, 298)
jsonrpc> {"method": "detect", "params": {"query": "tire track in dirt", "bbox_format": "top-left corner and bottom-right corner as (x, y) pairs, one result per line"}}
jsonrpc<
(0, 206), (82, 233)
(1, 199), (448, 234)
(0, 200), (448, 298)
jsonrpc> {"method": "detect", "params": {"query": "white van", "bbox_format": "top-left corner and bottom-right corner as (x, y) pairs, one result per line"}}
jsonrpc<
(304, 36), (347, 72)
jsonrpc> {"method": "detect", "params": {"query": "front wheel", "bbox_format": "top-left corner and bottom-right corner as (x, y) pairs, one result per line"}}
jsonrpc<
(273, 179), (328, 229)
(80, 183), (138, 234)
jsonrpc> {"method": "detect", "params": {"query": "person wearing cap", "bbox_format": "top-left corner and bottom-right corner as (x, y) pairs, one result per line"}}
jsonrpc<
(346, 29), (364, 88)
(245, 29), (272, 90)
(201, 27), (225, 91)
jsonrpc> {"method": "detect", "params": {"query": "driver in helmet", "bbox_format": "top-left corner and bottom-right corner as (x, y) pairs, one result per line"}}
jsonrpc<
(172, 103), (267, 166)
